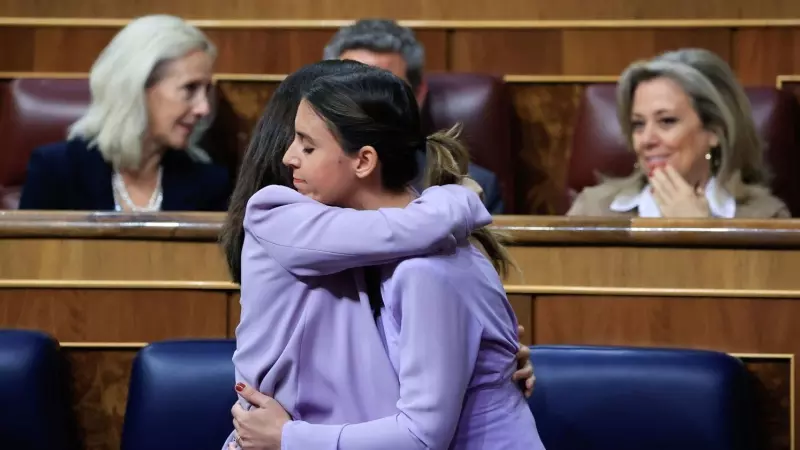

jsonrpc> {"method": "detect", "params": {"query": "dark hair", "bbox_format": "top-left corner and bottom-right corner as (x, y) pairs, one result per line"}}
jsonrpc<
(303, 64), (513, 276)
(220, 60), (366, 282)
(322, 19), (425, 92)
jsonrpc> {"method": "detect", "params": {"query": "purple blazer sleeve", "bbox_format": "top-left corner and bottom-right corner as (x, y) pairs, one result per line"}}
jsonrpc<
(244, 185), (491, 276)
(280, 259), (483, 449)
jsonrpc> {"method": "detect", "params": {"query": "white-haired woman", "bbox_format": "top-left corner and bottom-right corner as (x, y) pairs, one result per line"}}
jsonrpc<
(19, 15), (231, 211)
(568, 49), (789, 218)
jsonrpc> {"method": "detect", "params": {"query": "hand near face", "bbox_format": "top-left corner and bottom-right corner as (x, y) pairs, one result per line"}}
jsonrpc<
(650, 165), (711, 218)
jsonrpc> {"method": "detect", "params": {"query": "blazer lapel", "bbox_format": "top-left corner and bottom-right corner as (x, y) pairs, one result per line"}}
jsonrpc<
(77, 144), (115, 210)
(160, 150), (198, 211)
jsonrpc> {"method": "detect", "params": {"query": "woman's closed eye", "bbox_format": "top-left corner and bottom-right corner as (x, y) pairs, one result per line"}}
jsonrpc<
(302, 147), (315, 154)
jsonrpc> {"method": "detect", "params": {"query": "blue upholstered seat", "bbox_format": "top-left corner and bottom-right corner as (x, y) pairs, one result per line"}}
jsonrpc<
(528, 345), (757, 450)
(121, 339), (237, 450)
(0, 329), (78, 450)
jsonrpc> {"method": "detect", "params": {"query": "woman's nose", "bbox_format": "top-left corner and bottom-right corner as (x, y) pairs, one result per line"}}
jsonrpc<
(282, 148), (297, 167)
(193, 96), (211, 117)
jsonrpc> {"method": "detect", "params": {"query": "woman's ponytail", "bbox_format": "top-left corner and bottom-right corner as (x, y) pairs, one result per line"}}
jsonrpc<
(423, 124), (515, 278)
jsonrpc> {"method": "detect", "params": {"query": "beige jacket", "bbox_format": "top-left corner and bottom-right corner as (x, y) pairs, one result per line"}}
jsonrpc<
(567, 174), (790, 218)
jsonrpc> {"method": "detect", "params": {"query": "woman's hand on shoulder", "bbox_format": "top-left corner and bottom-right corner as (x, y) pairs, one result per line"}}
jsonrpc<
(512, 325), (535, 397)
(650, 165), (711, 218)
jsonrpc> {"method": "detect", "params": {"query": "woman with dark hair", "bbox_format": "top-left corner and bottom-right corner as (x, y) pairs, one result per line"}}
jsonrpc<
(227, 63), (544, 449)
(220, 60), (535, 449)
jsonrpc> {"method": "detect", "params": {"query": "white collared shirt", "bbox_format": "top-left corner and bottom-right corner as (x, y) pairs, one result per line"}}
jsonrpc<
(609, 176), (736, 218)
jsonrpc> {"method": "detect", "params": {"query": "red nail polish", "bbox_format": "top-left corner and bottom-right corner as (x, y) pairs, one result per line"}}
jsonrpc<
(235, 383), (245, 392)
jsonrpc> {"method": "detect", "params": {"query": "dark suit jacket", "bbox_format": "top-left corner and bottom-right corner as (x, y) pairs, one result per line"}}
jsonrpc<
(18, 139), (231, 211)
(413, 150), (504, 214)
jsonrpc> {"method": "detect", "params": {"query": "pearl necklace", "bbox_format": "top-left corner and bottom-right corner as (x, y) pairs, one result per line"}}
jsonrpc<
(112, 167), (164, 212)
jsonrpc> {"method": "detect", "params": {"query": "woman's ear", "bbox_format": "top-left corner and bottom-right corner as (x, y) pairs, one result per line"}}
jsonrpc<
(353, 145), (379, 179)
(707, 128), (721, 149)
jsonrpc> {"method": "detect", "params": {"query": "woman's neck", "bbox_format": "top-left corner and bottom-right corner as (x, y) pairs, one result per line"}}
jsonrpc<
(347, 188), (415, 211)
(120, 139), (164, 181)
(689, 166), (713, 191)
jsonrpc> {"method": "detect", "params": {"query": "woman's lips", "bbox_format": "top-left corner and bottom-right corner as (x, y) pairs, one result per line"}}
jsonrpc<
(646, 158), (669, 176)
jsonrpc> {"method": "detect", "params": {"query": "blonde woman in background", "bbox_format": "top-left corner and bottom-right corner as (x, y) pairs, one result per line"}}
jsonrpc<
(568, 49), (789, 218)
(19, 14), (231, 212)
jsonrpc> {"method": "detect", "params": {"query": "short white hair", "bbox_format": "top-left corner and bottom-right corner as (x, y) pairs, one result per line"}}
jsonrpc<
(69, 15), (217, 170)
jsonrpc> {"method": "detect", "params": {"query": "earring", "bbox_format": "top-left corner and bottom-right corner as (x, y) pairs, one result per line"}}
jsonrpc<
(705, 152), (711, 161)
(633, 162), (640, 170)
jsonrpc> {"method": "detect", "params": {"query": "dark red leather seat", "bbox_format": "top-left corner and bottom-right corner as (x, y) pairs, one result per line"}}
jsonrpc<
(0, 78), (91, 209)
(422, 73), (518, 212)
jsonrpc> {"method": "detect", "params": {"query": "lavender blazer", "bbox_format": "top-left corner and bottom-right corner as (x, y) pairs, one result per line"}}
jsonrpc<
(268, 209), (546, 449)
(223, 185), (489, 448)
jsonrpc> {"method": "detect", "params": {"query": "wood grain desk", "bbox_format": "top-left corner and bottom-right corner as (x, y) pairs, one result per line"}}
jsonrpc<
(0, 211), (798, 449)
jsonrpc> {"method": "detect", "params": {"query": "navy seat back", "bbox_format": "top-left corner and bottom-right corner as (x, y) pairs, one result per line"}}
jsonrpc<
(528, 345), (756, 450)
(121, 339), (237, 450)
(0, 329), (79, 450)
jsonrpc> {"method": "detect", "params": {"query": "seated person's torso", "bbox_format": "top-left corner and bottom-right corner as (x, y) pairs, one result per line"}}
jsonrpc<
(18, 138), (231, 211)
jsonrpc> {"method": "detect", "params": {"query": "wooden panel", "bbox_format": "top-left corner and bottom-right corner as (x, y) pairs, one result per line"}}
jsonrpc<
(206, 29), (334, 74)
(0, 27), (113, 72)
(746, 358), (793, 450)
(0, 26), (447, 74)
(510, 246), (800, 290)
(733, 29), (800, 85)
(562, 29), (731, 75)
(450, 29), (731, 74)
(509, 82), (583, 213)
(0, 28), (34, 70)
(4, 0), (800, 20)
(228, 292), (240, 337)
(415, 31), (448, 72)
(32, 28), (116, 72)
(533, 295), (799, 350)
(216, 80), (280, 154)
(0, 23), (787, 96)
(507, 293), (533, 345)
(0, 289), (228, 341)
(66, 349), (136, 450)
(0, 239), (229, 281)
(449, 30), (563, 74)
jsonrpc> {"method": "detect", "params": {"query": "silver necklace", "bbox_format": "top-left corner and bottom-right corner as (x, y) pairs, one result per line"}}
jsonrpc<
(112, 167), (164, 212)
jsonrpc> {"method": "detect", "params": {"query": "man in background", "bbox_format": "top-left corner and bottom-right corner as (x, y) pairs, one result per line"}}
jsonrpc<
(324, 19), (505, 214)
